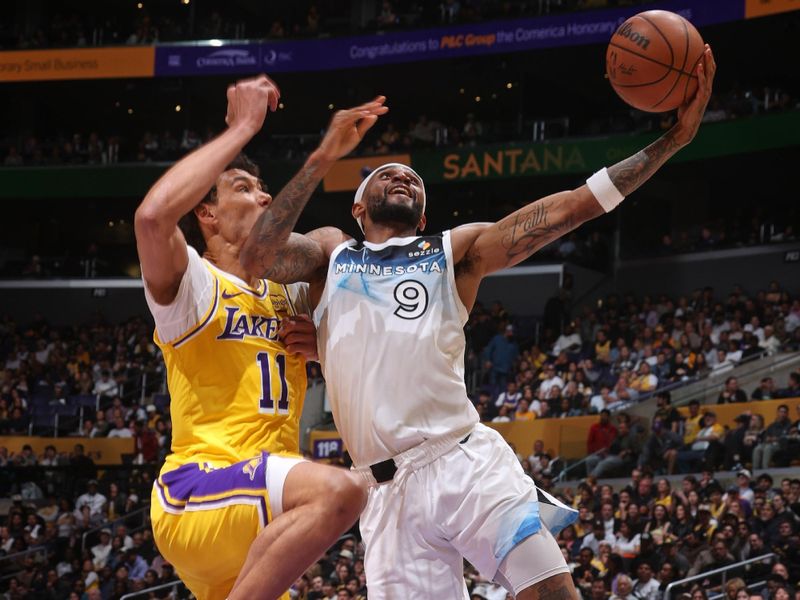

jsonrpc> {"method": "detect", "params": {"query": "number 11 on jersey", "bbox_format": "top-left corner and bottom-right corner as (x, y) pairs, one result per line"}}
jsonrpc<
(257, 352), (289, 415)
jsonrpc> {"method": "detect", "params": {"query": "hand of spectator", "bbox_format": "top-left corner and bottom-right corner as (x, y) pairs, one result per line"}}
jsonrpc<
(313, 97), (388, 164)
(225, 74), (281, 136)
(278, 314), (319, 361)
(673, 45), (716, 146)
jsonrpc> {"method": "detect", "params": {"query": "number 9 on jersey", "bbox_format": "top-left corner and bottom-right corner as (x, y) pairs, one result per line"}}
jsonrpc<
(393, 280), (428, 320)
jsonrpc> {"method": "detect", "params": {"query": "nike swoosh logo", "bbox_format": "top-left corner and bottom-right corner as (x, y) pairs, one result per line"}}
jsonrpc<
(221, 290), (244, 299)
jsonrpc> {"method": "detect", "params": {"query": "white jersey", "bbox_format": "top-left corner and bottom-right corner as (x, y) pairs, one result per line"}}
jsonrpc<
(313, 231), (479, 467)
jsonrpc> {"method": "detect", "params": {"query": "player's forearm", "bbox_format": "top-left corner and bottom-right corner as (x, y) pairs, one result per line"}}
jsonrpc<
(607, 127), (684, 197)
(136, 124), (255, 227)
(240, 151), (333, 278)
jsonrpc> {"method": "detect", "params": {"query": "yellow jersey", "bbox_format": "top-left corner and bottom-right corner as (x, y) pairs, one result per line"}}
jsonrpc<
(154, 261), (307, 470)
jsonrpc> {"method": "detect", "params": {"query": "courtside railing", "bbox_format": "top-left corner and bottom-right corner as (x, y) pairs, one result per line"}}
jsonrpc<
(663, 553), (775, 600)
(708, 580), (768, 600)
(554, 449), (605, 482)
(81, 504), (151, 551)
(0, 546), (49, 582)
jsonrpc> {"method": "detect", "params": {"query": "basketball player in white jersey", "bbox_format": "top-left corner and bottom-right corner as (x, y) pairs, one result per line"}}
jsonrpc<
(242, 47), (715, 600)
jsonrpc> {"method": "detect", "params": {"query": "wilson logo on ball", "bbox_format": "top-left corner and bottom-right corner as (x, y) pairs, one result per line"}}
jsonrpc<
(605, 10), (706, 112)
(615, 22), (651, 50)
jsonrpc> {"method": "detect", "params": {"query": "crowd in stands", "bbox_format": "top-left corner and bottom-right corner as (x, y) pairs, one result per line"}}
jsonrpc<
(0, 304), (800, 600)
(0, 313), (166, 439)
(355, 87), (797, 156)
(466, 282), (800, 423)
(3, 282), (799, 445)
(545, 463), (800, 600)
(0, 311), (350, 600)
(0, 129), (211, 169)
(2, 276), (800, 598)
(459, 283), (800, 599)
(2, 1), (662, 51)
(3, 204), (795, 281)
(4, 439), (800, 600)
(651, 219), (797, 258)
(2, 82), (796, 171)
(577, 378), (800, 479)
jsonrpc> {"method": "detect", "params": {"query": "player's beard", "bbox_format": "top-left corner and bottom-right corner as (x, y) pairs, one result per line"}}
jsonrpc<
(366, 189), (423, 229)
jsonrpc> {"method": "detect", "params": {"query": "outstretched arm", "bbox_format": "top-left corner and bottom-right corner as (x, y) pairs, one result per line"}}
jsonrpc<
(135, 75), (278, 303)
(453, 45), (716, 282)
(240, 97), (388, 283)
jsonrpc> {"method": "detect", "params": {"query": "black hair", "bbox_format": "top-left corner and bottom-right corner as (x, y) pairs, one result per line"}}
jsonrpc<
(178, 153), (260, 254)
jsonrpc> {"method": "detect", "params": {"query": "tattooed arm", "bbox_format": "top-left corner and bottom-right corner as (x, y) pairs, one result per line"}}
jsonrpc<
(240, 96), (388, 283)
(450, 129), (681, 285)
(452, 45), (715, 309)
(240, 157), (341, 284)
(450, 188), (603, 279)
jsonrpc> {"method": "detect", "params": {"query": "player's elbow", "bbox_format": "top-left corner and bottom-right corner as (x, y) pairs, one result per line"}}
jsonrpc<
(134, 205), (162, 239)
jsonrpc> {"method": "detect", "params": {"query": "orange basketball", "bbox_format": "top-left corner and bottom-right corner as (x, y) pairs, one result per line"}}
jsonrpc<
(606, 10), (705, 112)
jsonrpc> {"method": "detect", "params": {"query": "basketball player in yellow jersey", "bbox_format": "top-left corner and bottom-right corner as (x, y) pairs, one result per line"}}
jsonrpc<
(135, 75), (383, 600)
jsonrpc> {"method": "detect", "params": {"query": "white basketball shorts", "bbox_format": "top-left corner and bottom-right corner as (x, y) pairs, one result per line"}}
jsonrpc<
(358, 423), (577, 599)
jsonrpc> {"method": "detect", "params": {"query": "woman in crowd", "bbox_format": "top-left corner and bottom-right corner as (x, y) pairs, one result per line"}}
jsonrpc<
(654, 478), (676, 511)
(686, 489), (702, 519)
(643, 504), (672, 544)
(670, 502), (694, 539)
(613, 520), (640, 567)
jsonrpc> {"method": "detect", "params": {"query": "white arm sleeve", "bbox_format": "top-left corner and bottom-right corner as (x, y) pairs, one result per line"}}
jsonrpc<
(142, 246), (214, 343)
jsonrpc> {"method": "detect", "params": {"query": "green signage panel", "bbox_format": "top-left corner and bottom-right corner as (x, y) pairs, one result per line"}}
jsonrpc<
(0, 111), (797, 198)
(411, 111), (800, 183)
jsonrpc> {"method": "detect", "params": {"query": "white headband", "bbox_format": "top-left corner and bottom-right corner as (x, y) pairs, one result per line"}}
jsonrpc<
(353, 162), (426, 234)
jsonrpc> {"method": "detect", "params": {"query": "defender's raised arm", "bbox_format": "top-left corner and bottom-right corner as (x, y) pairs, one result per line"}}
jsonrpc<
(240, 97), (388, 284)
(134, 75), (278, 303)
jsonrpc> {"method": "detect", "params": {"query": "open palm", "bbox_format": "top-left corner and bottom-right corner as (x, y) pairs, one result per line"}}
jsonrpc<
(317, 97), (389, 162)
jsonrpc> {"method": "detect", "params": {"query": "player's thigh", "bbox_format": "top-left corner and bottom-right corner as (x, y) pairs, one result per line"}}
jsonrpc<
(359, 484), (469, 600)
(494, 525), (573, 598)
(280, 460), (366, 514)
